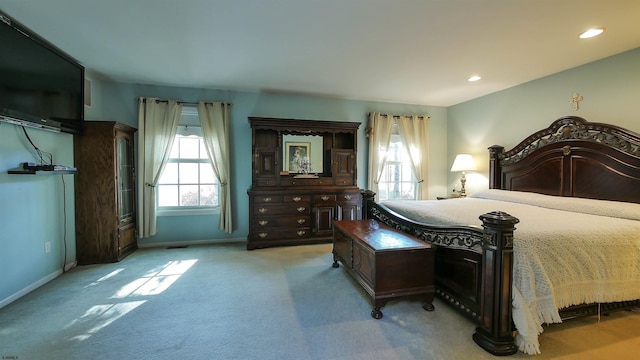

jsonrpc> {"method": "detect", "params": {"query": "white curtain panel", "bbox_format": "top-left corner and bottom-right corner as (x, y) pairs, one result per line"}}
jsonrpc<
(137, 98), (182, 238)
(198, 101), (233, 233)
(397, 115), (429, 200)
(366, 112), (394, 201)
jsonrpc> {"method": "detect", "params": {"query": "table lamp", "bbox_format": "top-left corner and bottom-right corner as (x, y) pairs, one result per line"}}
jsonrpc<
(451, 154), (477, 196)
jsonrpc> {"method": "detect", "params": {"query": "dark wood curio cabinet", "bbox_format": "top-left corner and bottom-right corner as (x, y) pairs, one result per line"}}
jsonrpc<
(247, 117), (362, 250)
(74, 121), (137, 264)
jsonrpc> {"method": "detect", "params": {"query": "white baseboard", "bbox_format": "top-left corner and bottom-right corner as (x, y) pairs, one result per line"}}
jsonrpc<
(0, 269), (60, 309)
(64, 260), (78, 272)
(0, 260), (78, 310)
(0, 240), (242, 309)
(137, 237), (246, 249)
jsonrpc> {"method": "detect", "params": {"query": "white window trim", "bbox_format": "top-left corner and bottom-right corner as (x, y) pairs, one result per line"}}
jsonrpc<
(157, 206), (220, 217)
(156, 106), (221, 213)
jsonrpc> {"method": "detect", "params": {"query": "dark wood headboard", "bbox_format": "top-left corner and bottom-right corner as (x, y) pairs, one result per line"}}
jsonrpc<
(488, 116), (640, 204)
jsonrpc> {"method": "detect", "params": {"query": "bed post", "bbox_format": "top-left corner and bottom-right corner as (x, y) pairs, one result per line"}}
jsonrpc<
(489, 145), (504, 189)
(473, 211), (519, 356)
(361, 189), (376, 219)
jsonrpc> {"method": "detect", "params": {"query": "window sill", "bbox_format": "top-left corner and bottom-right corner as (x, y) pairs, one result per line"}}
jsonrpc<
(158, 207), (220, 217)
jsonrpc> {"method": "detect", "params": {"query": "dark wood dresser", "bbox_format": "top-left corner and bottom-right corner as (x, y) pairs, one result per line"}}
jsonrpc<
(332, 219), (435, 319)
(247, 117), (362, 249)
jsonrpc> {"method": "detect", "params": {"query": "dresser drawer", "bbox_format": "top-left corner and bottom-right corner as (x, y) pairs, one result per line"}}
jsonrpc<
(253, 216), (310, 229)
(257, 179), (278, 187)
(253, 195), (283, 203)
(338, 192), (359, 202)
(314, 194), (337, 203)
(335, 178), (354, 186)
(280, 178), (307, 186)
(284, 195), (310, 203)
(315, 192), (359, 203)
(251, 227), (312, 241)
(308, 178), (332, 186)
(253, 203), (310, 216)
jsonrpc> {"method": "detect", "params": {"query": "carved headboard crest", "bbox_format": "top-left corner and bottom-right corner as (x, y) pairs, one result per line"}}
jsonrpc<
(497, 116), (640, 166)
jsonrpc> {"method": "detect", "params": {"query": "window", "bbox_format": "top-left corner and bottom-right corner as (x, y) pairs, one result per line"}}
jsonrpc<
(157, 107), (219, 215)
(377, 125), (418, 201)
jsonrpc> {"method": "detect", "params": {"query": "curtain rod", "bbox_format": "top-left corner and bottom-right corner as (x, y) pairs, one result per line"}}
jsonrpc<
(367, 112), (430, 119)
(137, 97), (232, 106)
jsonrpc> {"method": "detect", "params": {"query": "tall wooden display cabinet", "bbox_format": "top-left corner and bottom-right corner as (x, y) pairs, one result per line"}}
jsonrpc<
(75, 121), (137, 264)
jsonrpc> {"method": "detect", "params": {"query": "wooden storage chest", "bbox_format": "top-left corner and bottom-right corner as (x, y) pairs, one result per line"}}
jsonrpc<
(332, 219), (435, 319)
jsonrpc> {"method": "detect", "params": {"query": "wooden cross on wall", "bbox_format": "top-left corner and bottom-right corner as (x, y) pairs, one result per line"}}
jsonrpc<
(569, 93), (583, 111)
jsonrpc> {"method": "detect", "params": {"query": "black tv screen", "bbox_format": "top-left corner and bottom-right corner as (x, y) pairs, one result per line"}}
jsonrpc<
(0, 11), (84, 134)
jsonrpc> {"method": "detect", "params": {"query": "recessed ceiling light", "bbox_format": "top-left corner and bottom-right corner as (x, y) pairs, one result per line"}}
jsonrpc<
(580, 28), (604, 39)
(468, 75), (481, 82)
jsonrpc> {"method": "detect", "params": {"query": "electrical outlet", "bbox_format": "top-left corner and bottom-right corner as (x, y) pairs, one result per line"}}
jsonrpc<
(45, 241), (51, 253)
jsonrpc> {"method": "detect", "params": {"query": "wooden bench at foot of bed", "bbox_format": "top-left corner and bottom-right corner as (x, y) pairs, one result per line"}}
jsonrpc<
(332, 219), (435, 319)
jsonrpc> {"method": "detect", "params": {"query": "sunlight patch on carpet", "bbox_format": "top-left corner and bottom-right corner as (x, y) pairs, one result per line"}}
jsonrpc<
(83, 268), (125, 288)
(66, 300), (146, 342)
(111, 259), (198, 298)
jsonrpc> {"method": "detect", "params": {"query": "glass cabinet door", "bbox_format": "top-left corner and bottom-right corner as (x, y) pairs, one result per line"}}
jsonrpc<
(117, 134), (134, 223)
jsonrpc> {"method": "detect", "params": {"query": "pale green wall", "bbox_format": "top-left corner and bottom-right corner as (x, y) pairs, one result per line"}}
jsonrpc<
(0, 124), (75, 307)
(447, 47), (640, 195)
(85, 81), (447, 246)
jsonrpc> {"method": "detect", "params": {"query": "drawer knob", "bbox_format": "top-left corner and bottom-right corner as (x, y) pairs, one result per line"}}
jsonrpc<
(293, 196), (302, 202)
(297, 230), (306, 236)
(259, 207), (267, 213)
(258, 232), (268, 238)
(344, 195), (352, 200)
(258, 220), (268, 226)
(297, 207), (306, 212)
(263, 197), (272, 202)
(297, 219), (306, 224)
(321, 196), (329, 201)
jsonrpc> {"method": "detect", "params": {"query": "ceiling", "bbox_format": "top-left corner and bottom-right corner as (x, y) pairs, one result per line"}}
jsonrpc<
(2, 0), (640, 107)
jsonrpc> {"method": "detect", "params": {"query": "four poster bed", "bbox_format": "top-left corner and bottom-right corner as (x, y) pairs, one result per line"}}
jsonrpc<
(361, 116), (640, 355)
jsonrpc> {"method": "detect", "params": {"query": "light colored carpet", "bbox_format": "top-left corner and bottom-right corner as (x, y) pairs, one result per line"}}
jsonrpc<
(0, 243), (638, 359)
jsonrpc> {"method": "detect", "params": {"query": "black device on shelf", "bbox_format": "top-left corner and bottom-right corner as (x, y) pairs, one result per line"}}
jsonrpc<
(22, 162), (55, 171)
(0, 10), (85, 134)
(8, 162), (77, 175)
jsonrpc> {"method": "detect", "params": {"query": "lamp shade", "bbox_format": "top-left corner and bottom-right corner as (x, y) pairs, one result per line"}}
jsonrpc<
(451, 154), (477, 172)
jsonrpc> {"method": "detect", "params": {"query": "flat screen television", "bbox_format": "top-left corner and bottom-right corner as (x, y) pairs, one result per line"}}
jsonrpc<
(0, 10), (84, 134)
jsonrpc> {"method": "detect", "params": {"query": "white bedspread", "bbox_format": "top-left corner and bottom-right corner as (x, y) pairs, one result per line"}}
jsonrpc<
(382, 190), (640, 355)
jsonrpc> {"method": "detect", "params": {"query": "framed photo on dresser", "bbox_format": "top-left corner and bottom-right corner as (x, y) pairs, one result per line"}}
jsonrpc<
(285, 141), (310, 173)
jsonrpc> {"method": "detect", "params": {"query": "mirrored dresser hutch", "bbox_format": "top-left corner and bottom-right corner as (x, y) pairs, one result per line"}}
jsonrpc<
(247, 117), (362, 250)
